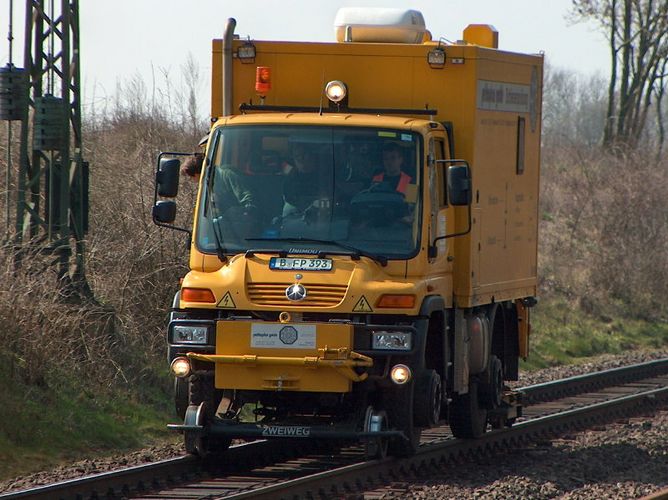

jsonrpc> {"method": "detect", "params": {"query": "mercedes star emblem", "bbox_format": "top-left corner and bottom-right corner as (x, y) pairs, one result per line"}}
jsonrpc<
(285, 283), (307, 301)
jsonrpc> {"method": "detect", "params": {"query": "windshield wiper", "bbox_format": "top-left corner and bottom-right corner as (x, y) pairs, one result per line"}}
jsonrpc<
(204, 166), (228, 263)
(245, 237), (388, 267)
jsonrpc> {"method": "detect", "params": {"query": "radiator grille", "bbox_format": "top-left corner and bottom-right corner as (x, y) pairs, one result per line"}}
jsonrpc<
(247, 282), (347, 307)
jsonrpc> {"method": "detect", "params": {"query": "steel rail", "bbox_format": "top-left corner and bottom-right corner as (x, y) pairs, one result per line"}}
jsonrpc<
(225, 383), (668, 499)
(2, 357), (666, 500)
(520, 357), (668, 403)
(0, 439), (321, 500)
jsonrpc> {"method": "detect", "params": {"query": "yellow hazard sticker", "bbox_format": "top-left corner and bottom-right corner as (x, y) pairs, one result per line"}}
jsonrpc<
(218, 291), (236, 309)
(377, 131), (397, 138)
(353, 296), (373, 313)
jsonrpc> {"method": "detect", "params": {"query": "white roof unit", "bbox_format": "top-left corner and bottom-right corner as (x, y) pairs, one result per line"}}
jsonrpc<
(334, 7), (426, 44)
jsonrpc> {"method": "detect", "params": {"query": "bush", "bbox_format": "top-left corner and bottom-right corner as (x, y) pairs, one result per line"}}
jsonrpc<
(540, 145), (668, 320)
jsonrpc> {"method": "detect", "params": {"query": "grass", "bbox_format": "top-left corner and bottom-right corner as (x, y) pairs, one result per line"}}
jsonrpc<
(0, 295), (666, 481)
(523, 295), (668, 370)
(0, 364), (176, 480)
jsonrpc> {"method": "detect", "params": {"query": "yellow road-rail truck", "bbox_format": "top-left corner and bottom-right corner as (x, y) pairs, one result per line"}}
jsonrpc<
(153, 8), (542, 458)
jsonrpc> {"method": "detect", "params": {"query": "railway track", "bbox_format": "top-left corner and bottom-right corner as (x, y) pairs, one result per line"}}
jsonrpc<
(2, 358), (667, 500)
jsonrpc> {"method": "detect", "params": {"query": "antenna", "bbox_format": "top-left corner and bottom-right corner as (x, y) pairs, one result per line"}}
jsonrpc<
(318, 70), (326, 116)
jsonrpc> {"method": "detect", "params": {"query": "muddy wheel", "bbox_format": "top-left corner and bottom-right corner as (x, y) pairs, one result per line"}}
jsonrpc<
(413, 369), (442, 428)
(384, 382), (421, 457)
(448, 380), (488, 438)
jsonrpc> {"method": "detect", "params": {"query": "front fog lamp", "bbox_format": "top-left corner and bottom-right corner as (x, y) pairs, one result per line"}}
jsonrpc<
(325, 80), (347, 103)
(172, 324), (209, 344)
(390, 364), (412, 385)
(372, 331), (412, 351)
(170, 357), (191, 378)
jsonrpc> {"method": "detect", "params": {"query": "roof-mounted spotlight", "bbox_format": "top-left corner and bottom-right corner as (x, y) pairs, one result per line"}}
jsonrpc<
(237, 40), (256, 63)
(325, 80), (348, 108)
(427, 47), (446, 68)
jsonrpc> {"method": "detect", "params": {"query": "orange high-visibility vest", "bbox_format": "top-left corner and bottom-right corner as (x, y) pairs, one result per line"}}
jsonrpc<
(372, 171), (412, 193)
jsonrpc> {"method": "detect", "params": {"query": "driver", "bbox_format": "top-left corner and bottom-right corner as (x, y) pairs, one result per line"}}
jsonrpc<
(371, 141), (413, 194)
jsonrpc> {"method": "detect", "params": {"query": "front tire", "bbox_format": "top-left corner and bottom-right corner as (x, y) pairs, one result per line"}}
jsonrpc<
(383, 382), (421, 457)
(413, 369), (442, 428)
(174, 377), (189, 420)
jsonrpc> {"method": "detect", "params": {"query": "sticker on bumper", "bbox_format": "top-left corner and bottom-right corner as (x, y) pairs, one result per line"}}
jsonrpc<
(251, 323), (316, 349)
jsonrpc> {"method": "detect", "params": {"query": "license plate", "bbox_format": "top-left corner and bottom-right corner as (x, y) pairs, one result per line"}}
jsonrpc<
(269, 257), (332, 271)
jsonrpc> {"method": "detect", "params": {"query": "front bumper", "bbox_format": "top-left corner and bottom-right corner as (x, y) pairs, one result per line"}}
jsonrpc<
(169, 318), (419, 393)
(188, 347), (373, 384)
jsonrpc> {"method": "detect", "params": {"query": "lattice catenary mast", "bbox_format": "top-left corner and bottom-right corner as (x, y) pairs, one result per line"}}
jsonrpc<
(1, 0), (89, 293)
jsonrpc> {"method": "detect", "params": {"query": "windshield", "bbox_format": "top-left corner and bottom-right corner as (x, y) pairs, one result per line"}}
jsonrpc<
(196, 125), (422, 259)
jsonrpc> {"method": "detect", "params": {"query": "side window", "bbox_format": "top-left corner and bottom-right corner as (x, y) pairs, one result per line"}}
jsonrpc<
(434, 138), (446, 207)
(210, 131), (223, 168)
(516, 116), (525, 175)
(428, 138), (446, 238)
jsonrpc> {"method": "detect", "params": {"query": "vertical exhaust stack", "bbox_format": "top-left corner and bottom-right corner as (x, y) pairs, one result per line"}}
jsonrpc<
(222, 18), (237, 116)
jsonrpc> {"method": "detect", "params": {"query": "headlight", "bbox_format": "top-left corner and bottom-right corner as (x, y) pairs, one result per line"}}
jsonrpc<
(171, 357), (191, 378)
(172, 324), (209, 344)
(372, 331), (412, 351)
(325, 80), (347, 103)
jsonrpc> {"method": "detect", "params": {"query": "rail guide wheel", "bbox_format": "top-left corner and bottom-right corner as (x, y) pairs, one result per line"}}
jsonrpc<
(363, 405), (388, 459)
(183, 402), (232, 458)
(183, 402), (207, 456)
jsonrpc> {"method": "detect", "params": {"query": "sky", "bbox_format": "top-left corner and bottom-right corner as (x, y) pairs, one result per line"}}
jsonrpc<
(1, 0), (610, 116)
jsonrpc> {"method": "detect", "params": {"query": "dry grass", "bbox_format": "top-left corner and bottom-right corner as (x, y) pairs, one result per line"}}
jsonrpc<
(539, 144), (668, 320)
(0, 73), (206, 393)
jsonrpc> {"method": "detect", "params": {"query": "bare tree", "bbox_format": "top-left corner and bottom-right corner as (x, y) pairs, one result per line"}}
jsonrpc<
(572, 0), (668, 149)
(542, 63), (607, 148)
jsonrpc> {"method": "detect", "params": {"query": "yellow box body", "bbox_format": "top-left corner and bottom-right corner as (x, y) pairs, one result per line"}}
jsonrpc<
(214, 321), (354, 392)
(199, 37), (542, 310)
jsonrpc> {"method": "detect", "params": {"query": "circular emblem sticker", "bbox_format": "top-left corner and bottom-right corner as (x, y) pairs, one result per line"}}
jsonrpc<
(279, 326), (298, 345)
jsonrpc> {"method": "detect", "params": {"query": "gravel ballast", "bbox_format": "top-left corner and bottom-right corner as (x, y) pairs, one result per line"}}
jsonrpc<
(1, 349), (667, 497)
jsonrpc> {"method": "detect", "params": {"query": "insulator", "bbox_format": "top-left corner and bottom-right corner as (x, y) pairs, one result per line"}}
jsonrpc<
(33, 95), (66, 151)
(0, 64), (28, 121)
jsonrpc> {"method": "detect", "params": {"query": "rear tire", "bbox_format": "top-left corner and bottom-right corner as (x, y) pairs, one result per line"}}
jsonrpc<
(448, 380), (487, 438)
(479, 355), (504, 409)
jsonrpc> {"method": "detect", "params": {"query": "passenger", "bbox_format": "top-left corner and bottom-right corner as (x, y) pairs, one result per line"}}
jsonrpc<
(371, 141), (413, 194)
(283, 143), (332, 217)
(181, 153), (204, 181)
(181, 133), (210, 181)
(214, 133), (258, 217)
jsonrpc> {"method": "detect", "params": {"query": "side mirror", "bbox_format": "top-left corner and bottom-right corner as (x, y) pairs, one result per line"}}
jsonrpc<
(153, 200), (177, 224)
(447, 165), (472, 206)
(157, 158), (181, 198)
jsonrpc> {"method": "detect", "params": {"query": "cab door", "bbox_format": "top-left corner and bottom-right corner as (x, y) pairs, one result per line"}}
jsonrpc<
(426, 131), (455, 304)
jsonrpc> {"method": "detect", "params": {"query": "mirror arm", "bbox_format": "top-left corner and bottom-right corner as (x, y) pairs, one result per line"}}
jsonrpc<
(152, 218), (192, 244)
